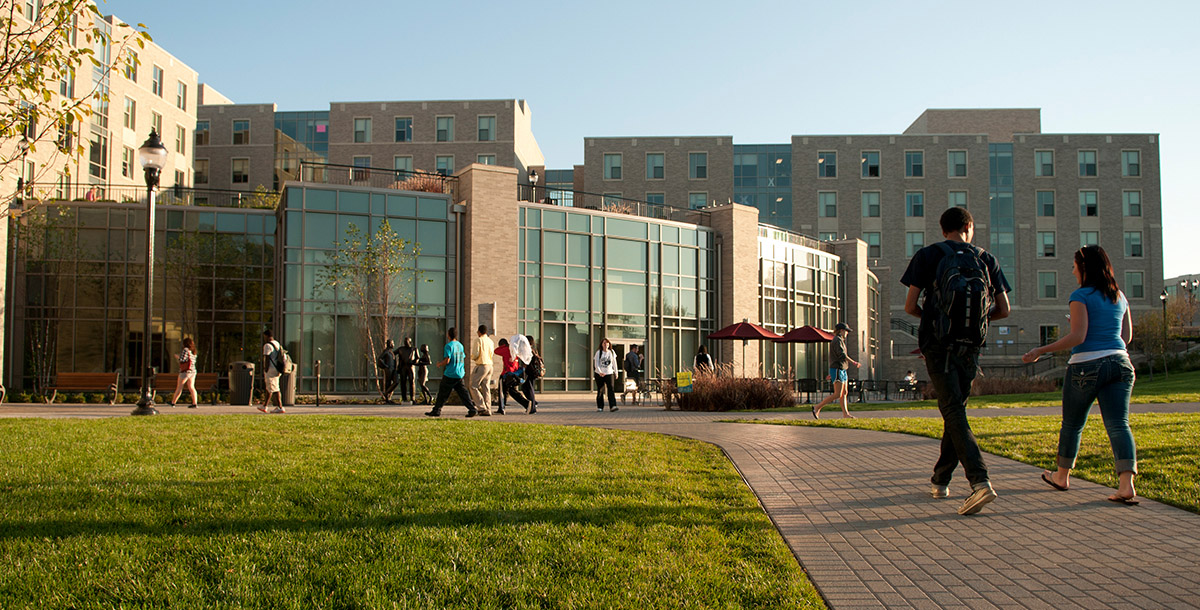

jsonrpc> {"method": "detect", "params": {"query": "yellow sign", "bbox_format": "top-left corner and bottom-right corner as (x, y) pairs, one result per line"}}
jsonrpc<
(676, 371), (693, 393)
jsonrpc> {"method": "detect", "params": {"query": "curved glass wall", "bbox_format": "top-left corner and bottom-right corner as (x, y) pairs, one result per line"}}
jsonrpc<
(757, 230), (842, 379)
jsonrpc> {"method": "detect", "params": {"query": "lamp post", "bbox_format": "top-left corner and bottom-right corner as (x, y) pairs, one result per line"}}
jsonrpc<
(132, 130), (168, 416)
(1160, 288), (1170, 380)
(528, 168), (538, 202)
(3, 138), (30, 398)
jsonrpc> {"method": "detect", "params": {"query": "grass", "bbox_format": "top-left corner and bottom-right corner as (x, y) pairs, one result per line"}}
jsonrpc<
(752, 413), (1200, 514)
(0, 416), (823, 609)
(742, 367), (1200, 413)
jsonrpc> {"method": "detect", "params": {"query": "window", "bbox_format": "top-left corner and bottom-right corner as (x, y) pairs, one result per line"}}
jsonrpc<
(394, 117), (412, 142)
(1038, 232), (1056, 258)
(436, 116), (454, 142)
(860, 192), (879, 217)
(1039, 272), (1057, 299)
(176, 81), (187, 110)
(353, 118), (371, 143)
(152, 65), (163, 96)
(646, 153), (664, 179)
(906, 231), (924, 257)
(1078, 150), (1097, 176)
(688, 192), (707, 209)
(1080, 231), (1098, 247)
(947, 150), (967, 177)
(864, 232), (881, 258)
(125, 50), (137, 81)
(435, 155), (454, 175)
(818, 151), (837, 178)
(1122, 150), (1141, 177)
(195, 159), (209, 184)
(1040, 325), (1060, 346)
(232, 158), (248, 183)
(905, 192), (924, 217)
(121, 146), (134, 178)
(175, 125), (185, 154)
(123, 97), (135, 130)
(819, 232), (837, 241)
(232, 120), (249, 145)
(352, 156), (371, 180)
(394, 156), (413, 174)
(175, 169), (185, 187)
(819, 192), (837, 217)
(476, 154), (496, 165)
(477, 115), (495, 141)
(195, 120), (209, 146)
(689, 152), (707, 179)
(151, 112), (162, 136)
(861, 151), (880, 178)
(948, 191), (967, 208)
(905, 151), (924, 177)
(1079, 191), (1098, 216)
(645, 193), (665, 205)
(604, 153), (622, 179)
(1124, 231), (1142, 257)
(88, 131), (107, 178)
(1123, 191), (1141, 217)
(1037, 191), (1055, 216)
(1125, 271), (1144, 299)
(1035, 150), (1054, 177)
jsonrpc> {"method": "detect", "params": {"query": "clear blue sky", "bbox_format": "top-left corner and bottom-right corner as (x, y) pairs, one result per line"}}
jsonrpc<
(103, 0), (1200, 278)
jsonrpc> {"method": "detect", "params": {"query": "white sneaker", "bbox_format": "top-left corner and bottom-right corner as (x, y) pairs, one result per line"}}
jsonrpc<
(930, 484), (949, 499)
(958, 483), (997, 515)
(270, 407), (286, 414)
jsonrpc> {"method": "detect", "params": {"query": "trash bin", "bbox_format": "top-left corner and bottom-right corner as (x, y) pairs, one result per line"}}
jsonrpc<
(228, 361), (256, 406)
(280, 367), (298, 407)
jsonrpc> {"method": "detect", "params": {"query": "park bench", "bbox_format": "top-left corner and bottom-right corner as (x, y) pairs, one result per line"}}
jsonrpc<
(48, 372), (120, 404)
(154, 373), (221, 405)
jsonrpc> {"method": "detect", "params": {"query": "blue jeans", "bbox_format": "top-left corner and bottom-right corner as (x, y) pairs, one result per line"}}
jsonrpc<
(1058, 353), (1137, 474)
(925, 349), (989, 489)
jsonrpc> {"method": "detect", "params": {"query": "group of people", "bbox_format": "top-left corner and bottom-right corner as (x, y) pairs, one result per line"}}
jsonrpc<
(377, 338), (434, 405)
(420, 326), (544, 418)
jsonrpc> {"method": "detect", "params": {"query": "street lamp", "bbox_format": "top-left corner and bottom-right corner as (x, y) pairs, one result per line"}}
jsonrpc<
(132, 130), (168, 416)
(528, 168), (538, 202)
(16, 136), (29, 202)
(1160, 288), (1170, 380)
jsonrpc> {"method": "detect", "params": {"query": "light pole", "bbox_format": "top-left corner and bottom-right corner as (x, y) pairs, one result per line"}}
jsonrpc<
(132, 130), (168, 416)
(528, 169), (538, 203)
(3, 138), (29, 399)
(1160, 288), (1170, 380)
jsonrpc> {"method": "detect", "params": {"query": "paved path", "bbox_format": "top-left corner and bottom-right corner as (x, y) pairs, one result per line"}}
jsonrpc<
(3, 396), (1200, 608)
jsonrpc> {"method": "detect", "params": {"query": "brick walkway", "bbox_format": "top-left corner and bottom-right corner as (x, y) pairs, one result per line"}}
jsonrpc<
(3, 396), (1200, 608)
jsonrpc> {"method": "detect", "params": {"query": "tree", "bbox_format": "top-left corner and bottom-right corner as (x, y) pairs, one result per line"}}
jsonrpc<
(1131, 310), (1169, 381)
(315, 220), (423, 394)
(1, 1), (150, 208)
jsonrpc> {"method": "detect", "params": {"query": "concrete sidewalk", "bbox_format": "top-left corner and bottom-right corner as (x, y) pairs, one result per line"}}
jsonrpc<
(2, 396), (1199, 608)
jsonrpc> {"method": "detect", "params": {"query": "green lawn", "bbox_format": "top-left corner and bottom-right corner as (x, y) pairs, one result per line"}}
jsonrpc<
(753, 413), (1200, 514)
(0, 417), (823, 609)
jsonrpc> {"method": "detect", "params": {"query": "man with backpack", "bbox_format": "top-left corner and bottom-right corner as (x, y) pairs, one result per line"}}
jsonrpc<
(258, 330), (287, 414)
(901, 207), (1010, 516)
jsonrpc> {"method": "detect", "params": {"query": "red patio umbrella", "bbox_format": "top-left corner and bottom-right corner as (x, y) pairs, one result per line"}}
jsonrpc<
(708, 319), (782, 377)
(773, 325), (834, 343)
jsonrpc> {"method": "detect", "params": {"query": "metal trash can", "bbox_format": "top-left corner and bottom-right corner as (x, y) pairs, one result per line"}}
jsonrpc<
(228, 361), (256, 406)
(280, 366), (298, 407)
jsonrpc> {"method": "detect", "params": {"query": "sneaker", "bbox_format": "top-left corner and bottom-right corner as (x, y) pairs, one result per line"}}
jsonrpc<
(930, 484), (949, 499)
(528, 405), (537, 414)
(424, 411), (441, 417)
(270, 407), (286, 414)
(465, 411), (478, 418)
(496, 407), (506, 415)
(958, 483), (997, 515)
(188, 404), (198, 409)
(610, 406), (619, 412)
(477, 411), (491, 417)
(597, 407), (604, 412)
(256, 406), (268, 413)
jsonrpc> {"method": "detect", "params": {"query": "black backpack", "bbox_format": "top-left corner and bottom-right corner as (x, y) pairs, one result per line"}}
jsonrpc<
(527, 353), (545, 380)
(929, 242), (993, 352)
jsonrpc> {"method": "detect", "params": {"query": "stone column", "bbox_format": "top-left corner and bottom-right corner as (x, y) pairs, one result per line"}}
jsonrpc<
(707, 202), (761, 376)
(455, 164), (520, 341)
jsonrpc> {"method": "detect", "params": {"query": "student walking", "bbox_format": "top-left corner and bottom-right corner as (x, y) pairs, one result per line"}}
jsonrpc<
(395, 338), (416, 404)
(425, 327), (478, 418)
(258, 330), (286, 414)
(624, 344), (643, 404)
(1023, 245), (1139, 505)
(594, 338), (618, 412)
(378, 339), (398, 403)
(901, 207), (1010, 515)
(521, 335), (543, 414)
(494, 338), (530, 414)
(469, 325), (495, 415)
(812, 323), (860, 419)
(169, 337), (199, 408)
(414, 344), (433, 405)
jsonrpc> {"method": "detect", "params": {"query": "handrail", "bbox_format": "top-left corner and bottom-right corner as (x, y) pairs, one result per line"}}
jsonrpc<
(18, 181), (280, 209)
(298, 161), (457, 200)
(518, 183), (711, 225)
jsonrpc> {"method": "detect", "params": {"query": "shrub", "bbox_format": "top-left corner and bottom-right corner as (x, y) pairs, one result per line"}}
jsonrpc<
(921, 375), (1059, 400)
(65, 392), (86, 404)
(85, 393), (106, 404)
(390, 174), (444, 193)
(665, 374), (794, 411)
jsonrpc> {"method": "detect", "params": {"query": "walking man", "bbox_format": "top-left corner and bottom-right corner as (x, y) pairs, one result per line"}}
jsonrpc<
(425, 327), (478, 418)
(379, 339), (398, 403)
(623, 344), (643, 404)
(257, 330), (285, 414)
(469, 325), (495, 415)
(395, 338), (416, 404)
(901, 207), (1010, 515)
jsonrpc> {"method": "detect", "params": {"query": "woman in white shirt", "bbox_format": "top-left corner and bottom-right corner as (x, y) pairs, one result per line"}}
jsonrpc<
(593, 338), (618, 412)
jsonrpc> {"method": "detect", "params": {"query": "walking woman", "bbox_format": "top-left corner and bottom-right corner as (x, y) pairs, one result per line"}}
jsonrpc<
(169, 337), (199, 408)
(1023, 245), (1139, 505)
(813, 323), (860, 419)
(414, 344), (433, 405)
(594, 338), (618, 412)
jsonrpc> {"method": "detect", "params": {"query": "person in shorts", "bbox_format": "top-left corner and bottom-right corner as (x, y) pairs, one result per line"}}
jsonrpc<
(258, 330), (285, 414)
(812, 322), (860, 419)
(169, 337), (199, 408)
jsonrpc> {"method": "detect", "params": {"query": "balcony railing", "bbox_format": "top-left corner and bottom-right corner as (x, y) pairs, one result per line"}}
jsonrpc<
(518, 184), (711, 225)
(20, 182), (281, 209)
(298, 161), (457, 200)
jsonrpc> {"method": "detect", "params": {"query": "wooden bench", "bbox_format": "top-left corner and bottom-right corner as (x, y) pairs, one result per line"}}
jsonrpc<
(49, 372), (120, 404)
(154, 373), (221, 405)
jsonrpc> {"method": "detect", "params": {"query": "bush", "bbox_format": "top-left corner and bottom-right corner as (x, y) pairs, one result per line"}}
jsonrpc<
(85, 392), (106, 404)
(921, 375), (1058, 400)
(665, 374), (794, 411)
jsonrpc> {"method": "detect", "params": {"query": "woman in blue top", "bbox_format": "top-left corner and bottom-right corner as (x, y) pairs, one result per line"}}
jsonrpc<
(1023, 246), (1138, 505)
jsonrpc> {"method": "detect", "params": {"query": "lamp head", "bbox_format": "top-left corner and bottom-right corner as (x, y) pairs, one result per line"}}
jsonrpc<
(138, 130), (168, 188)
(528, 169), (538, 184)
(17, 136), (29, 154)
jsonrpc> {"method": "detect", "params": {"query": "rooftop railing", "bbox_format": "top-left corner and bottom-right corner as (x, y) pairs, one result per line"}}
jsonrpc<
(17, 182), (281, 209)
(297, 161), (457, 200)
(519, 184), (712, 225)
(757, 226), (829, 252)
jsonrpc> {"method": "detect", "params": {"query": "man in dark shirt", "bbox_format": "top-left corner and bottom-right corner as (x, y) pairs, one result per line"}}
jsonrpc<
(901, 207), (1011, 516)
(623, 345), (643, 404)
(379, 339), (398, 403)
(394, 338), (416, 405)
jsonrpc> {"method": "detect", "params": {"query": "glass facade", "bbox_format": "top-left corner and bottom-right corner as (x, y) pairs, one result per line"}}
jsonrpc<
(988, 143), (1015, 280)
(733, 144), (792, 229)
(543, 169), (575, 207)
(518, 206), (716, 390)
(280, 185), (457, 392)
(757, 228), (842, 379)
(274, 111), (330, 189)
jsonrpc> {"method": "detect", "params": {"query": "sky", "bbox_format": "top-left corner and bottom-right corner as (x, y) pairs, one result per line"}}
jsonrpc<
(102, 0), (1200, 278)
